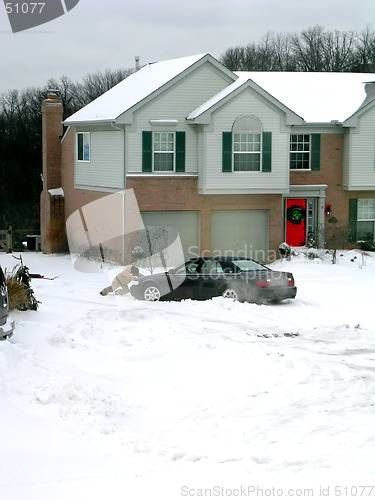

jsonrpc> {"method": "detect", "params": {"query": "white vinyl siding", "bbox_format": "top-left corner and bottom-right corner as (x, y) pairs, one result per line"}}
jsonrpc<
(345, 106), (375, 190)
(211, 210), (269, 262)
(75, 131), (124, 190)
(125, 64), (233, 175)
(201, 91), (289, 194)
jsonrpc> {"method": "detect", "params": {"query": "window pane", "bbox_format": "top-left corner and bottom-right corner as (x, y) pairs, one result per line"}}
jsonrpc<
(77, 133), (83, 161)
(358, 199), (375, 219)
(77, 132), (90, 161)
(154, 132), (174, 152)
(290, 152), (310, 169)
(83, 135), (90, 161)
(234, 133), (260, 152)
(234, 115), (261, 133)
(357, 221), (374, 240)
(154, 152), (174, 171)
(234, 153), (260, 171)
(232, 260), (266, 271)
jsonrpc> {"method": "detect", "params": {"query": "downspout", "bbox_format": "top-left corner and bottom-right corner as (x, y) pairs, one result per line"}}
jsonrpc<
(111, 121), (126, 264)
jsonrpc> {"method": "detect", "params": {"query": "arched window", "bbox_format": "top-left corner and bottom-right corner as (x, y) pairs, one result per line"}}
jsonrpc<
(232, 115), (262, 171)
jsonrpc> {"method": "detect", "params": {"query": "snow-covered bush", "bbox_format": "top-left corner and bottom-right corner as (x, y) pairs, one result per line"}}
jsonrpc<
(5, 257), (39, 311)
(278, 242), (291, 260)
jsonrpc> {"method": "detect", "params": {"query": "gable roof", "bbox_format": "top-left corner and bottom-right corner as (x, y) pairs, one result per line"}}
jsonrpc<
(187, 76), (304, 125)
(343, 81), (375, 126)
(189, 71), (375, 124)
(64, 53), (232, 125)
(235, 72), (375, 123)
(64, 52), (375, 126)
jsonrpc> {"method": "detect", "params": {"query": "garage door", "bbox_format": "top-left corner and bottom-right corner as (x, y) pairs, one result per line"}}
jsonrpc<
(211, 210), (268, 262)
(141, 211), (199, 266)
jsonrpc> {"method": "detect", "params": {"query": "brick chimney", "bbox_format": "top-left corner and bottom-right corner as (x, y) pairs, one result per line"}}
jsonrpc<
(40, 92), (65, 253)
(359, 81), (375, 109)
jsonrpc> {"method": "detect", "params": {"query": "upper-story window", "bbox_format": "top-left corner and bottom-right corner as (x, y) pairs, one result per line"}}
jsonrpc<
(233, 115), (262, 172)
(290, 134), (310, 169)
(142, 131), (185, 173)
(222, 115), (272, 173)
(153, 132), (174, 171)
(289, 134), (320, 171)
(77, 132), (90, 162)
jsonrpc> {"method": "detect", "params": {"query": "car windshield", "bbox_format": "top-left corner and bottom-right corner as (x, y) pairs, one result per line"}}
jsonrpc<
(232, 260), (266, 272)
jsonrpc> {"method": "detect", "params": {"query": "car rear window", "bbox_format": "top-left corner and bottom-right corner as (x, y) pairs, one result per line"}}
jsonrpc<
(232, 260), (266, 272)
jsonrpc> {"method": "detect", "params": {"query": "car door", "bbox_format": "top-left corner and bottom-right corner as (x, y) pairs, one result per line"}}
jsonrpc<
(168, 259), (202, 300)
(199, 259), (226, 299)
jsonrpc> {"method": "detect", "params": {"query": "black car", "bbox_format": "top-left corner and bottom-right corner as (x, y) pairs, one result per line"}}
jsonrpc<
(0, 266), (14, 340)
(130, 257), (297, 303)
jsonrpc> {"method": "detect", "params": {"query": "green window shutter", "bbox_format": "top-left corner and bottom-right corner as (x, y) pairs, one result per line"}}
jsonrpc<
(222, 132), (232, 172)
(311, 134), (321, 171)
(175, 131), (185, 172)
(348, 199), (358, 242)
(262, 132), (272, 172)
(142, 131), (152, 172)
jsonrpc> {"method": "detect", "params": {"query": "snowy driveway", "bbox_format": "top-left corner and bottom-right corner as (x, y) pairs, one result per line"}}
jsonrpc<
(0, 251), (374, 499)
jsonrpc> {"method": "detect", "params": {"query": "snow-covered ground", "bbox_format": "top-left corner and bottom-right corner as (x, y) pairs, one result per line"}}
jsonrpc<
(0, 249), (374, 499)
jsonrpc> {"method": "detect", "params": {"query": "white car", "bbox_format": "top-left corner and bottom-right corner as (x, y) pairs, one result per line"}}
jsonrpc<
(0, 266), (15, 340)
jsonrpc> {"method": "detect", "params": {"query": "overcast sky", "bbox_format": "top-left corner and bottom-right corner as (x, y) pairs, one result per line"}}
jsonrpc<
(1, 0), (374, 94)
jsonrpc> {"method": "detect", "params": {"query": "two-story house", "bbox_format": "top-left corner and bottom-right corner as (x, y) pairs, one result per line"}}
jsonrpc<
(41, 53), (375, 263)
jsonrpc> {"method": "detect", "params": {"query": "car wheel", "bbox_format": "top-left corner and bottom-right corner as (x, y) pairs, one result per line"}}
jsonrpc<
(222, 287), (240, 301)
(143, 284), (161, 301)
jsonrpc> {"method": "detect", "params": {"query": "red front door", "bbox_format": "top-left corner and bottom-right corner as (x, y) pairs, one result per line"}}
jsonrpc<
(285, 199), (306, 246)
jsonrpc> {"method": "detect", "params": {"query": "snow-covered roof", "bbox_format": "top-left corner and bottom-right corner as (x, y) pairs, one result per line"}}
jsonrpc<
(189, 71), (375, 123)
(65, 52), (375, 125)
(188, 71), (375, 123)
(234, 72), (375, 123)
(64, 54), (209, 124)
(187, 76), (304, 123)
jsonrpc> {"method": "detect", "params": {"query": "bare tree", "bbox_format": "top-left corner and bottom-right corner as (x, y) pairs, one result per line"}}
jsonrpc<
(291, 25), (326, 71)
(76, 68), (134, 107)
(130, 226), (169, 274)
(321, 29), (356, 72)
(220, 26), (375, 73)
(220, 46), (246, 71)
(0, 67), (134, 233)
(352, 26), (375, 72)
(271, 32), (297, 71)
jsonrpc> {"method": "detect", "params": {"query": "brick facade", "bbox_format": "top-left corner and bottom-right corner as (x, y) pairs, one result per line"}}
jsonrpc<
(40, 94), (65, 253)
(127, 177), (283, 257)
(41, 104), (372, 262)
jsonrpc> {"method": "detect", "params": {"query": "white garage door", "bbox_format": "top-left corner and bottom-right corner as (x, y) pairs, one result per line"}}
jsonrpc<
(211, 210), (268, 262)
(141, 211), (199, 265)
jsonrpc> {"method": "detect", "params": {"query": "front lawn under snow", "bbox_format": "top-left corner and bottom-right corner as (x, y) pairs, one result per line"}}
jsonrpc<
(0, 250), (374, 499)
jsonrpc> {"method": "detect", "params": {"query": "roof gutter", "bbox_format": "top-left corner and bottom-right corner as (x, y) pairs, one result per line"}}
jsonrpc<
(111, 120), (127, 264)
